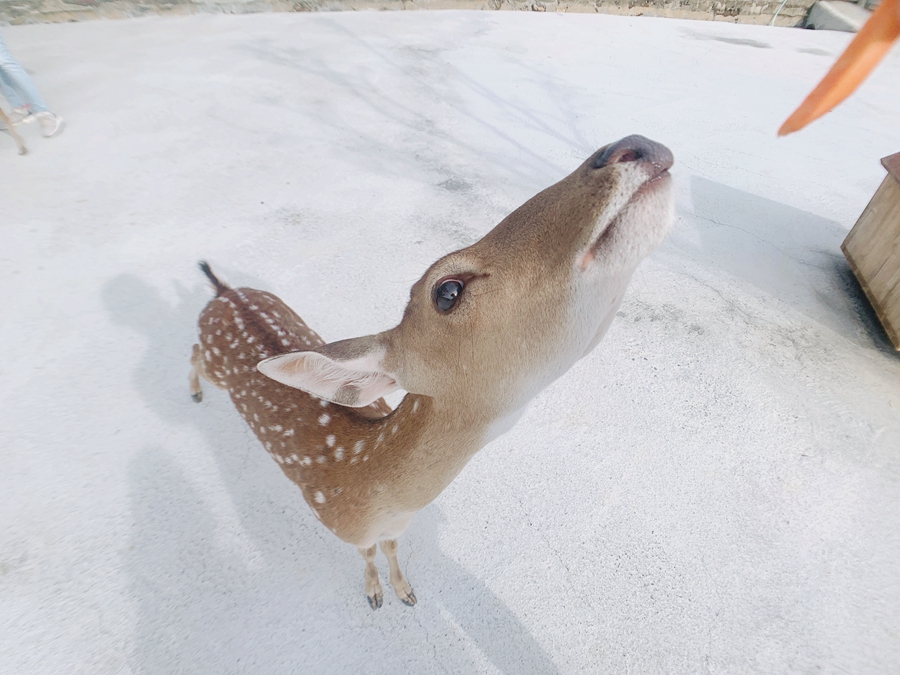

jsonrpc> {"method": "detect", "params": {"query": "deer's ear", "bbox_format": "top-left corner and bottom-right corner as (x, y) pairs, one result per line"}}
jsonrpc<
(257, 335), (398, 407)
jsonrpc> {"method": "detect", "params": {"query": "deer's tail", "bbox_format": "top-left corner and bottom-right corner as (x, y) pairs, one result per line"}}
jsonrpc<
(198, 261), (230, 297)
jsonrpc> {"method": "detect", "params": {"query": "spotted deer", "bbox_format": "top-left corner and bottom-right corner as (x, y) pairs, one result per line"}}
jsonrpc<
(190, 135), (674, 609)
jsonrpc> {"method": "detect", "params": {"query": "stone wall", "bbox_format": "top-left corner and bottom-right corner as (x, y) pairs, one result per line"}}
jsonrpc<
(0, 0), (816, 27)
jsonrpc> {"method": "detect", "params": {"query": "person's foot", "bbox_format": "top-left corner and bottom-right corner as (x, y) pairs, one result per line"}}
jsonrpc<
(35, 112), (64, 138)
(7, 106), (33, 125)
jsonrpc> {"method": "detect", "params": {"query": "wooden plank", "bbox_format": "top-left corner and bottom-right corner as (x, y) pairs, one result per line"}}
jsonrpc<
(842, 155), (900, 350)
(883, 152), (900, 183)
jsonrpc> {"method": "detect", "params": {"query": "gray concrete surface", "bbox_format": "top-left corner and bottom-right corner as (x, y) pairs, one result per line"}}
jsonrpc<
(1, 11), (899, 674)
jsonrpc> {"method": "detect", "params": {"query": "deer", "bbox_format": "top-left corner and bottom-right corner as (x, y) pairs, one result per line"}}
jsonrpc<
(190, 135), (674, 609)
(0, 106), (26, 155)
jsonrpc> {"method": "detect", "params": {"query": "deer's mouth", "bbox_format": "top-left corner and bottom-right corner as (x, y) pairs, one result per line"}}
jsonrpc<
(636, 168), (671, 196)
(606, 168), (672, 229)
(579, 170), (673, 271)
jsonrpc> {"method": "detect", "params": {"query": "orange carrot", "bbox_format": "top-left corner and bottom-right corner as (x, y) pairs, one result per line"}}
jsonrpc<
(779, 0), (900, 136)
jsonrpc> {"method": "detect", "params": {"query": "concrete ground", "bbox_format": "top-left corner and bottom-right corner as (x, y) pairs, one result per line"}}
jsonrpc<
(2, 11), (899, 675)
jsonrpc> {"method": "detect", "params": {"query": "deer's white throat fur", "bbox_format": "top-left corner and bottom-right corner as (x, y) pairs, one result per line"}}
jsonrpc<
(192, 135), (675, 608)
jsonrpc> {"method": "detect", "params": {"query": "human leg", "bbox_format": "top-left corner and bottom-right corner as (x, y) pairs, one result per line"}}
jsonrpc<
(0, 31), (50, 113)
(0, 69), (27, 109)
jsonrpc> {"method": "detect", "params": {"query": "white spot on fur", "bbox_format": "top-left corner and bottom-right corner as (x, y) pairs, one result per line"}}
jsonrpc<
(284, 429), (295, 437)
(318, 414), (330, 426)
(326, 435), (336, 448)
(314, 491), (326, 504)
(354, 440), (365, 454)
(334, 447), (344, 461)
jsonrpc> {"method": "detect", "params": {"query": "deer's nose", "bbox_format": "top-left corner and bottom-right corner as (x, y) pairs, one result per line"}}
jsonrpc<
(591, 135), (674, 175)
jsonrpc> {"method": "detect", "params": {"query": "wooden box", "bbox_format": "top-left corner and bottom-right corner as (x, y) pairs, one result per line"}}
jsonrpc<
(842, 152), (900, 350)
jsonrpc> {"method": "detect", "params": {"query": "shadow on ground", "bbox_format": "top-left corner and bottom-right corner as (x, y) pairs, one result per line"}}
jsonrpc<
(664, 176), (895, 353)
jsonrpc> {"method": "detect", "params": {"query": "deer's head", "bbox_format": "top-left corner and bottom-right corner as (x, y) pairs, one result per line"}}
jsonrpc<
(260, 136), (674, 419)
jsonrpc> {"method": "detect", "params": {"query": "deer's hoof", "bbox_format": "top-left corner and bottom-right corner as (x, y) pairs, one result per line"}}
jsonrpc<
(367, 592), (383, 610)
(191, 391), (203, 403)
(400, 588), (417, 607)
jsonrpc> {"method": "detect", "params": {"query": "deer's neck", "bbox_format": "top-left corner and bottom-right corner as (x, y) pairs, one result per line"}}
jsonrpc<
(357, 393), (501, 512)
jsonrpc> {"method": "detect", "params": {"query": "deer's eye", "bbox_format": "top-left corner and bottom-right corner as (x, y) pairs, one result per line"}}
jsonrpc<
(434, 279), (464, 312)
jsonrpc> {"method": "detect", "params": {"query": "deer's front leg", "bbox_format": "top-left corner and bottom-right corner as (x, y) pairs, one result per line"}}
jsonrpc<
(359, 544), (383, 610)
(380, 539), (416, 606)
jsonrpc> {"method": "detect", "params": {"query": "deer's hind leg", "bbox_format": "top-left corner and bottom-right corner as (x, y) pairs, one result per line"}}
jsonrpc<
(189, 343), (208, 402)
(0, 108), (27, 155)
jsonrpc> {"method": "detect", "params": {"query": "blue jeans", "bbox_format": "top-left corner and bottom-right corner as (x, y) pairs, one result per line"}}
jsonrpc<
(0, 30), (49, 113)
